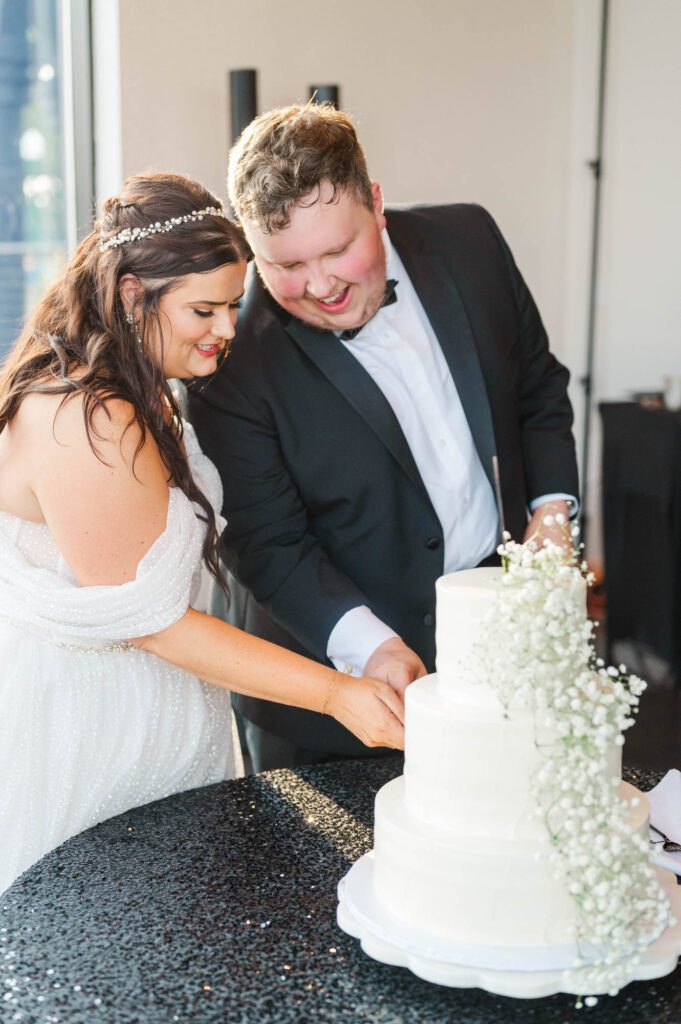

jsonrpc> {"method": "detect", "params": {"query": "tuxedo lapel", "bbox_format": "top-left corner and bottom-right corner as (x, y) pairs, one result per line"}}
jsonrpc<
(284, 317), (429, 500)
(391, 223), (498, 490)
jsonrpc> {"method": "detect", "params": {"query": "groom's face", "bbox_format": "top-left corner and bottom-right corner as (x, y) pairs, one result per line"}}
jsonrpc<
(242, 180), (388, 333)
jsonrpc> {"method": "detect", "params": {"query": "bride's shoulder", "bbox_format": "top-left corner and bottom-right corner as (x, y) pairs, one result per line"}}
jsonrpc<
(17, 389), (152, 460)
(13, 390), (173, 587)
(12, 391), (169, 515)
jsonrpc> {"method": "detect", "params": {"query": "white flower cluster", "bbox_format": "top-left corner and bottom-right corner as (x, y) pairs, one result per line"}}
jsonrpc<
(483, 532), (670, 1006)
(99, 206), (229, 252)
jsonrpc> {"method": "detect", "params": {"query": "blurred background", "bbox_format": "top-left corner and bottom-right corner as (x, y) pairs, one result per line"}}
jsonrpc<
(1, 0), (679, 763)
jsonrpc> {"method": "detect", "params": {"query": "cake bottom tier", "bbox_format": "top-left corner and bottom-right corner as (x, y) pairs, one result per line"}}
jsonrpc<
(373, 775), (649, 952)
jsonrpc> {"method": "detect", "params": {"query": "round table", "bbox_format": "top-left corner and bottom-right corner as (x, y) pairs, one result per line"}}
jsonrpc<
(1, 759), (678, 1023)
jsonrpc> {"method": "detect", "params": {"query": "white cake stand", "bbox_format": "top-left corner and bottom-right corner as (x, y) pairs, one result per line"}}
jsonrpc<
(337, 854), (681, 998)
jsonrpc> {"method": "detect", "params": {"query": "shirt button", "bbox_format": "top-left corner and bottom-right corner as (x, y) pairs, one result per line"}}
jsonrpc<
(426, 537), (441, 550)
(423, 613), (435, 627)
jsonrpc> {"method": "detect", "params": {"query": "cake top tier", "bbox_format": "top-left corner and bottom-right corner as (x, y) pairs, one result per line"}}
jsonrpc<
(435, 568), (502, 700)
(436, 566), (502, 594)
(434, 564), (586, 704)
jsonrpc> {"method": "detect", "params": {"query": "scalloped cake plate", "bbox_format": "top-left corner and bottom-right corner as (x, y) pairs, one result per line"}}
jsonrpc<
(337, 854), (681, 998)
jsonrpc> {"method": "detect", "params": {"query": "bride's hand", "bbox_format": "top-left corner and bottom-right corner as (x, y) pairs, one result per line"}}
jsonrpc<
(326, 674), (405, 750)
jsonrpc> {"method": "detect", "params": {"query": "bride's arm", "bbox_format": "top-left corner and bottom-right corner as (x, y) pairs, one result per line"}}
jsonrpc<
(23, 393), (403, 750)
(134, 608), (404, 749)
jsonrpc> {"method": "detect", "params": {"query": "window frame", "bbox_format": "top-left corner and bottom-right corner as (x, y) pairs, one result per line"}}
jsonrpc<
(61, 0), (95, 248)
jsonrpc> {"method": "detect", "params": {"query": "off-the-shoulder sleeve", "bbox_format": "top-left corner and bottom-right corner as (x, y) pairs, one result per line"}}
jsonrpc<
(0, 488), (205, 644)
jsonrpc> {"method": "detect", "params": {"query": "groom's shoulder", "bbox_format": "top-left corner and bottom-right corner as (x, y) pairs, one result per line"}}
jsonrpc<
(235, 264), (280, 327)
(386, 202), (502, 250)
(228, 267), (291, 356)
(221, 266), (283, 354)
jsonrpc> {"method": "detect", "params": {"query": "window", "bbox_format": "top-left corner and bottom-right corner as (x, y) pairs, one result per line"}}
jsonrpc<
(0, 0), (92, 356)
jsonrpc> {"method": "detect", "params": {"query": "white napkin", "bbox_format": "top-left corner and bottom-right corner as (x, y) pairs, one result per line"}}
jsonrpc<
(647, 769), (681, 875)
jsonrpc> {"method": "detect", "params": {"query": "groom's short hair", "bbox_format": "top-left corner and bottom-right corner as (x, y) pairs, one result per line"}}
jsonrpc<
(228, 103), (374, 235)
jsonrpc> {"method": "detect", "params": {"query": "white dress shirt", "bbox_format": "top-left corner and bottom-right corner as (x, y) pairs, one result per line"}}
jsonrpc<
(326, 232), (573, 675)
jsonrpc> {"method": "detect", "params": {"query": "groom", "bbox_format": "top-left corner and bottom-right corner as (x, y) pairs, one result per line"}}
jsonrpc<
(188, 104), (578, 771)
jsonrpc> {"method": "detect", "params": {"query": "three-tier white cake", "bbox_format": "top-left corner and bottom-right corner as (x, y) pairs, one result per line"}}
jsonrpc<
(337, 565), (668, 987)
(371, 567), (648, 966)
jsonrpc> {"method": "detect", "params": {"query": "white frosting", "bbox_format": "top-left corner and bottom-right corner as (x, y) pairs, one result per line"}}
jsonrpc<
(405, 674), (623, 840)
(373, 776), (647, 954)
(371, 565), (640, 961)
(434, 567), (587, 707)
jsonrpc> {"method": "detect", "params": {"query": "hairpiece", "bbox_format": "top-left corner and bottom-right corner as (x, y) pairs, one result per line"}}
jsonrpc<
(99, 206), (229, 252)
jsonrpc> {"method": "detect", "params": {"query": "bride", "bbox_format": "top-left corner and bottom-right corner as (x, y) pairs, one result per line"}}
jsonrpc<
(0, 172), (404, 895)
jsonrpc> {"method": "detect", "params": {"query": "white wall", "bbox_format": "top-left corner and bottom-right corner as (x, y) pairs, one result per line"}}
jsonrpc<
(595, 0), (681, 402)
(111, 0), (591, 368)
(97, 0), (681, 561)
(583, 0), (681, 559)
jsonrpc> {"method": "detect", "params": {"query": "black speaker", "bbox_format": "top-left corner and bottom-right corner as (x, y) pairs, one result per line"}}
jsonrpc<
(229, 69), (257, 143)
(309, 84), (340, 108)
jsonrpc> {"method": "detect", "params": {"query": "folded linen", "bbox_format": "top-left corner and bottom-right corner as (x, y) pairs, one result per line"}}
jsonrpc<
(647, 769), (681, 875)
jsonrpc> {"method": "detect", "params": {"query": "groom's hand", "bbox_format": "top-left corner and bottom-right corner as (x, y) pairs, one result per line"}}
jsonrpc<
(523, 499), (572, 554)
(363, 637), (427, 698)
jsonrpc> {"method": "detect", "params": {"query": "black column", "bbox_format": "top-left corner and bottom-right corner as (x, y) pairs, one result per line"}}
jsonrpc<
(309, 85), (340, 108)
(229, 69), (257, 144)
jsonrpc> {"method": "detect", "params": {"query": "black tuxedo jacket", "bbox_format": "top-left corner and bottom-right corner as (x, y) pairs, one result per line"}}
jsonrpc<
(188, 204), (578, 753)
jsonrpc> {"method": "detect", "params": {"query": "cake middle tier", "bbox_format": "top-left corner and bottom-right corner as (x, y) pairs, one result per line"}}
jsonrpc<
(404, 675), (622, 839)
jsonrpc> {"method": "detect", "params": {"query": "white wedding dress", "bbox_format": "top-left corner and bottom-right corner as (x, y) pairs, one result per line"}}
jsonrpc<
(0, 422), (243, 895)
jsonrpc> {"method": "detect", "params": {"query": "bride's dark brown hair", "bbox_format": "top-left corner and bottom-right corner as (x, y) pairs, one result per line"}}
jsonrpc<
(0, 171), (251, 590)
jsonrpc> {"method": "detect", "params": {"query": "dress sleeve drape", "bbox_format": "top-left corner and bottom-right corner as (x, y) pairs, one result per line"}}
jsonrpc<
(0, 488), (206, 644)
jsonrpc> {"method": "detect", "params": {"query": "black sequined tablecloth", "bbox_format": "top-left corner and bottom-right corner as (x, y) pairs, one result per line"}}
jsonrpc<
(0, 759), (678, 1023)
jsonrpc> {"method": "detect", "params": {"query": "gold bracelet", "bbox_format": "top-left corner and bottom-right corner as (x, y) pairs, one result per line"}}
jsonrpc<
(322, 675), (339, 716)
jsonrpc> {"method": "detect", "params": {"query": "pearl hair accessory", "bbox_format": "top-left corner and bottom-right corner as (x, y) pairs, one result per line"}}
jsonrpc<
(99, 206), (229, 252)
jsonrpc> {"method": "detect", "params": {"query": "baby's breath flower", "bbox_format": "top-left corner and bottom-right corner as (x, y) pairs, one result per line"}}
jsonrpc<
(475, 537), (670, 1003)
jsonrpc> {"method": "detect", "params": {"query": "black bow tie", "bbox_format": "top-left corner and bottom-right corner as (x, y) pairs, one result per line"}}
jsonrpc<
(339, 278), (398, 341)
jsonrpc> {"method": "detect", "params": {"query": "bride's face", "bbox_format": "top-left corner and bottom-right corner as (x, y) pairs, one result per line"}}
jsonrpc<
(147, 262), (247, 379)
